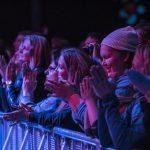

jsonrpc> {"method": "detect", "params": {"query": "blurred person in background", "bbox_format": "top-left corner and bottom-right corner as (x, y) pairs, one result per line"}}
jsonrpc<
(81, 32), (101, 63)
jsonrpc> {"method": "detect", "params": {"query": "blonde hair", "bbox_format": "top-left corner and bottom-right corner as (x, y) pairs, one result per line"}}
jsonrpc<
(25, 34), (50, 69)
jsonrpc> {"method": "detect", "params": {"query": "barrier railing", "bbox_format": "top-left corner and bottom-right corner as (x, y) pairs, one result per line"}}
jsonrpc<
(0, 112), (102, 150)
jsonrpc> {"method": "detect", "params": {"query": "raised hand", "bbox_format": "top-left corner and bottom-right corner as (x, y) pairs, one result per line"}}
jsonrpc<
(22, 62), (31, 77)
(22, 69), (37, 97)
(90, 65), (114, 98)
(3, 109), (24, 121)
(80, 76), (95, 101)
(92, 43), (100, 60)
(3, 103), (32, 121)
(44, 80), (75, 100)
(5, 60), (16, 82)
(127, 70), (150, 102)
(0, 55), (7, 81)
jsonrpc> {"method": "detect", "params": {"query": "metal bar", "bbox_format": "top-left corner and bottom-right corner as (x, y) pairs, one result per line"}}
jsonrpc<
(61, 138), (66, 150)
(2, 126), (13, 150)
(0, 112), (102, 150)
(37, 133), (46, 150)
(19, 129), (29, 150)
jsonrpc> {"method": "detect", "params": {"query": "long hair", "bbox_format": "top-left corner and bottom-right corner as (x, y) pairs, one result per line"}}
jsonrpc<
(134, 42), (150, 76)
(13, 30), (31, 51)
(60, 47), (94, 87)
(25, 34), (50, 69)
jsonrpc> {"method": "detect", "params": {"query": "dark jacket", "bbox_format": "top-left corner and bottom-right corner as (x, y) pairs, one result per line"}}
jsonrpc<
(6, 68), (47, 107)
(29, 100), (82, 131)
(98, 92), (149, 150)
(0, 82), (10, 112)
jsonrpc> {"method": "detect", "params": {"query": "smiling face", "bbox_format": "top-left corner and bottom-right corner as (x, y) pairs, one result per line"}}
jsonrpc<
(100, 45), (126, 78)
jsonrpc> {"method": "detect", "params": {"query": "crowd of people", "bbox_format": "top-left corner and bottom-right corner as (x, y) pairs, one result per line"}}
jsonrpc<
(0, 21), (150, 149)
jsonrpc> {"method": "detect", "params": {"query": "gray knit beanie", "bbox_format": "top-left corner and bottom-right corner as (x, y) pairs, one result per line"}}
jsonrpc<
(101, 26), (138, 52)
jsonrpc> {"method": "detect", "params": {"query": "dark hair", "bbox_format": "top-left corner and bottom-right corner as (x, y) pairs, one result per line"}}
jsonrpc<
(51, 37), (70, 50)
(86, 32), (101, 42)
(50, 49), (62, 64)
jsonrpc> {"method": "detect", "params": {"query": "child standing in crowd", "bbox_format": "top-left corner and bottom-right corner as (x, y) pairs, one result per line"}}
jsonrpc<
(88, 27), (149, 149)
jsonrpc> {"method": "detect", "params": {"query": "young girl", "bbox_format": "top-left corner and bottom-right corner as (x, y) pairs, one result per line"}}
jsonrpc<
(6, 34), (50, 107)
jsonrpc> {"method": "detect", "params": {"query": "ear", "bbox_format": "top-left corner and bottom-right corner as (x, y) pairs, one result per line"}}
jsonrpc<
(123, 53), (130, 62)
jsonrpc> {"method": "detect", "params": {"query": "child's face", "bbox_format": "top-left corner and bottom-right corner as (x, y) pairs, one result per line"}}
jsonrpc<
(45, 60), (58, 83)
(56, 55), (68, 82)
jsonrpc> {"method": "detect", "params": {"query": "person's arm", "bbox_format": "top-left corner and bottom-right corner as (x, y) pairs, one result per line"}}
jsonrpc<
(6, 83), (20, 106)
(71, 101), (86, 130)
(101, 92), (146, 149)
(80, 76), (98, 132)
(90, 65), (146, 149)
(20, 70), (37, 105)
(33, 70), (47, 103)
(28, 106), (75, 129)
(98, 102), (114, 148)
(0, 82), (11, 112)
(5, 61), (21, 106)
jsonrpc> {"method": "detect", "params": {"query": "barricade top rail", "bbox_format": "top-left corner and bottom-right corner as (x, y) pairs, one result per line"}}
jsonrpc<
(0, 111), (101, 149)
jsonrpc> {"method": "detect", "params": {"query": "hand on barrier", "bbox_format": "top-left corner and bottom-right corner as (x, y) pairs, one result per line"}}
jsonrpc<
(3, 103), (32, 121)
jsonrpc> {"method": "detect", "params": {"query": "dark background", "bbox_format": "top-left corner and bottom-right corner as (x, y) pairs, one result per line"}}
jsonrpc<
(0, 0), (149, 46)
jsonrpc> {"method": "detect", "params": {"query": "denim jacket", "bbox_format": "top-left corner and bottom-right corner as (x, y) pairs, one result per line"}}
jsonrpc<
(29, 99), (81, 131)
(98, 92), (148, 150)
(6, 68), (47, 107)
(72, 74), (135, 135)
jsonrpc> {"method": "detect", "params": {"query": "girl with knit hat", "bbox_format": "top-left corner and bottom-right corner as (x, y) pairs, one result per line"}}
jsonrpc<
(100, 26), (138, 103)
(80, 26), (148, 149)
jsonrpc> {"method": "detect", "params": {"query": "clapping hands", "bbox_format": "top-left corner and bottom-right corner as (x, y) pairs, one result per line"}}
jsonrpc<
(80, 76), (96, 101)
(90, 65), (114, 98)
(0, 55), (7, 81)
(22, 63), (37, 97)
(44, 79), (76, 100)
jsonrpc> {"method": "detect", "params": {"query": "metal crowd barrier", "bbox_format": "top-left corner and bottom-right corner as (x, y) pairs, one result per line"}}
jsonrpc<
(0, 112), (102, 150)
